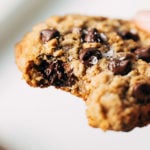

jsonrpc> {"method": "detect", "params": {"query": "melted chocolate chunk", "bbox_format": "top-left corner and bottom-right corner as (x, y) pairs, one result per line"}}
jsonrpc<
(133, 83), (150, 104)
(33, 55), (76, 87)
(40, 29), (60, 43)
(84, 28), (101, 43)
(108, 59), (131, 75)
(36, 60), (49, 72)
(79, 48), (102, 66)
(117, 30), (139, 41)
(134, 47), (150, 62)
(39, 60), (75, 87)
(43, 60), (67, 86)
(81, 28), (107, 43)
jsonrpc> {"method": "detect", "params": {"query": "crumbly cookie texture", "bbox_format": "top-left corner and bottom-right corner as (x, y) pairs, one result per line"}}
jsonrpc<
(15, 14), (150, 131)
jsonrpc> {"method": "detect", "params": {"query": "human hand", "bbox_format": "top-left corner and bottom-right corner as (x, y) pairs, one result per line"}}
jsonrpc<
(134, 10), (150, 33)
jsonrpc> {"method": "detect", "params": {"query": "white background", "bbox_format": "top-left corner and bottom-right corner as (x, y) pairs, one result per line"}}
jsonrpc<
(0, 0), (150, 150)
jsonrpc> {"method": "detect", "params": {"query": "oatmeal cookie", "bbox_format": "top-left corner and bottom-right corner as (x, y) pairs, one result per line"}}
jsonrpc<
(15, 14), (150, 131)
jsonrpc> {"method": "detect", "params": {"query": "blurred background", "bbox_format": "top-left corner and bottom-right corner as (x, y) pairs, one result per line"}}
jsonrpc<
(0, 0), (150, 150)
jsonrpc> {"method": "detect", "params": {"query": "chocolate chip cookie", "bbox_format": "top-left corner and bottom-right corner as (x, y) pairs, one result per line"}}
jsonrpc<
(15, 14), (150, 131)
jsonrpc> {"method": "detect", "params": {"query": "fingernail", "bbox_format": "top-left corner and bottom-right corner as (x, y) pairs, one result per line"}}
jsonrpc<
(134, 10), (150, 32)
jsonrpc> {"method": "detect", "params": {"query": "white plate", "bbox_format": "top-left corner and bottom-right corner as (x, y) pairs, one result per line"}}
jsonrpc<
(0, 0), (150, 150)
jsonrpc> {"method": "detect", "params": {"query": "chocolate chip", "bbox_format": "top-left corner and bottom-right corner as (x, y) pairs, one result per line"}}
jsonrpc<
(43, 60), (75, 87)
(81, 28), (107, 43)
(133, 83), (150, 104)
(99, 33), (108, 42)
(117, 31), (139, 41)
(33, 60), (48, 75)
(108, 59), (131, 75)
(134, 47), (150, 62)
(84, 28), (101, 42)
(44, 60), (65, 86)
(65, 69), (77, 86)
(40, 29), (60, 43)
(115, 53), (136, 62)
(79, 48), (102, 66)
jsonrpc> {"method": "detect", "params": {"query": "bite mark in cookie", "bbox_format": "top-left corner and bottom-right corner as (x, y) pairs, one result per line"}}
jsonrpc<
(26, 55), (76, 88)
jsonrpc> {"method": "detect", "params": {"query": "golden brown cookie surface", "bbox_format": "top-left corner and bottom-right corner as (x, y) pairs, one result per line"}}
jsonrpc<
(15, 14), (150, 131)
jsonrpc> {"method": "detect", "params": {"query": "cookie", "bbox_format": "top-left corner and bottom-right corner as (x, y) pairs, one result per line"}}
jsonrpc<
(15, 14), (150, 131)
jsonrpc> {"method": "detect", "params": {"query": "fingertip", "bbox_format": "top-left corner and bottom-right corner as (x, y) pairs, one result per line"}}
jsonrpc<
(133, 10), (150, 33)
(134, 10), (150, 22)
